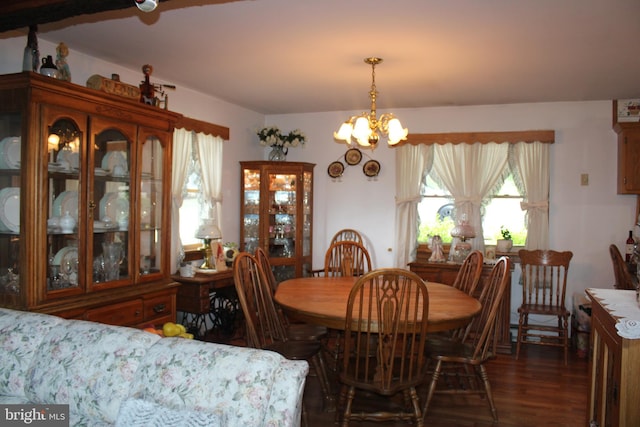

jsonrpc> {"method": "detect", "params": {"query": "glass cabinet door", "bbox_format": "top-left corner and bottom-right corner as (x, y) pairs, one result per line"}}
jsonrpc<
(268, 172), (296, 258)
(43, 106), (87, 297)
(0, 111), (22, 302)
(138, 133), (166, 278)
(90, 118), (135, 289)
(243, 168), (260, 254)
(302, 170), (312, 258)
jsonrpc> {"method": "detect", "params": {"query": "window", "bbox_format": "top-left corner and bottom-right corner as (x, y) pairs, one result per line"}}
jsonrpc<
(418, 174), (526, 245)
(393, 130), (553, 268)
(179, 149), (206, 250)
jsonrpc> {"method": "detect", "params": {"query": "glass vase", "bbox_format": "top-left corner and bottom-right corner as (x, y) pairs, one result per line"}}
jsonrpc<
(269, 146), (287, 161)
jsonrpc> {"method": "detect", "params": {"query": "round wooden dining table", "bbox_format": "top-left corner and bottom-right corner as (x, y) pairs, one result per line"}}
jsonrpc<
(274, 276), (481, 332)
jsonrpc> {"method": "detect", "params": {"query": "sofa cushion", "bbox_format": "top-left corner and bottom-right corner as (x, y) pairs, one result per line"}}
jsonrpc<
(115, 398), (226, 427)
(0, 308), (64, 398)
(24, 319), (160, 426)
(128, 338), (305, 427)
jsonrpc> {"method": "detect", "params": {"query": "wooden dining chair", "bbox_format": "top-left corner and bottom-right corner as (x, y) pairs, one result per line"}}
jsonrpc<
(330, 228), (364, 245)
(449, 250), (484, 340)
(255, 247), (328, 341)
(310, 228), (365, 276)
(609, 244), (637, 290)
(233, 252), (334, 415)
(516, 249), (573, 365)
(422, 256), (511, 423)
(323, 240), (372, 278)
(337, 268), (430, 426)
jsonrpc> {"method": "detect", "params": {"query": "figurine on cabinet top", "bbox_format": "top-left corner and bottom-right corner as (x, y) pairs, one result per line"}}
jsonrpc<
(428, 235), (446, 262)
(55, 42), (71, 82)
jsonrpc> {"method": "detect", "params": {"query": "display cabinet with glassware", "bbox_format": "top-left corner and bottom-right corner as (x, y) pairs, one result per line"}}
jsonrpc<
(240, 161), (314, 281)
(0, 72), (180, 326)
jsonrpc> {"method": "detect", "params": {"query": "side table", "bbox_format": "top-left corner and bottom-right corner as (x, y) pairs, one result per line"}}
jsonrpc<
(172, 269), (239, 341)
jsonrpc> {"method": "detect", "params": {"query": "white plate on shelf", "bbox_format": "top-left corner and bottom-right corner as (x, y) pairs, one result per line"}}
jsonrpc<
(99, 192), (129, 222)
(52, 191), (78, 220)
(0, 187), (20, 232)
(101, 151), (127, 174)
(93, 220), (118, 231)
(94, 168), (108, 176)
(52, 246), (78, 267)
(0, 137), (21, 169)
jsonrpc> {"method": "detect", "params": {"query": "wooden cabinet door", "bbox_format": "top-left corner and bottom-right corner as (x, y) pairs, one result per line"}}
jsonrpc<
(615, 125), (640, 194)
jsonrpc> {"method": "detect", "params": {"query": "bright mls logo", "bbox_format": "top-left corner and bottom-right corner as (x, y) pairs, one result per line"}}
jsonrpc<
(1, 405), (68, 426)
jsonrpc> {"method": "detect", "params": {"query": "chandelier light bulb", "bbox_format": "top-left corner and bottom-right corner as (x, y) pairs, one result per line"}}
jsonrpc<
(135, 0), (158, 12)
(334, 122), (353, 142)
(387, 118), (408, 145)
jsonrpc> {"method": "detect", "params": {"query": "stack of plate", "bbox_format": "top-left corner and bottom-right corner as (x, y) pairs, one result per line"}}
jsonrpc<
(99, 192), (129, 223)
(0, 187), (20, 232)
(52, 191), (79, 220)
(0, 137), (21, 169)
(57, 149), (79, 169)
(52, 246), (78, 267)
(101, 151), (128, 176)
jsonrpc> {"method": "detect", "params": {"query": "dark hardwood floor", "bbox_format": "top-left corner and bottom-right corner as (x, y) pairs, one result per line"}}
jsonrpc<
(304, 344), (589, 426)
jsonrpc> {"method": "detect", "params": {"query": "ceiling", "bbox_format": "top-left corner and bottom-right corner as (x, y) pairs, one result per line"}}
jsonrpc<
(2, 0), (640, 115)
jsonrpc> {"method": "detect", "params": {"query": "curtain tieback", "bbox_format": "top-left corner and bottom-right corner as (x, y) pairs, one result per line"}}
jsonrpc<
(455, 196), (482, 207)
(520, 200), (548, 211)
(395, 195), (422, 205)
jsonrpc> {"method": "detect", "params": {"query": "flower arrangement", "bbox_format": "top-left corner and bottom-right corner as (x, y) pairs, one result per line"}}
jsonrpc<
(257, 126), (306, 148)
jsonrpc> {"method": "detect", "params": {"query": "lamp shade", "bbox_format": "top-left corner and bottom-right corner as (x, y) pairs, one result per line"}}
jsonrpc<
(195, 220), (222, 240)
(387, 118), (408, 145)
(450, 213), (475, 240)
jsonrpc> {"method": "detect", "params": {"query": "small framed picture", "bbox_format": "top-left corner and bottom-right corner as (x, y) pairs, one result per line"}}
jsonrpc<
(616, 99), (640, 123)
(485, 245), (496, 260)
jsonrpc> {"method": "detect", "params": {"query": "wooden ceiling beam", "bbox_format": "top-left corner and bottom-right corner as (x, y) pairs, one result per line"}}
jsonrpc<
(0, 0), (166, 33)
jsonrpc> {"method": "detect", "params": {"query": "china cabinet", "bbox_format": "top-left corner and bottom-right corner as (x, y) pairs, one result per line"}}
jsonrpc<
(586, 288), (640, 427)
(240, 161), (314, 281)
(0, 72), (180, 326)
(613, 100), (640, 195)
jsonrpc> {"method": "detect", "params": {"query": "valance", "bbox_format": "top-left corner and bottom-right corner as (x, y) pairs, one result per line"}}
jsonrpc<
(175, 115), (229, 140)
(397, 130), (554, 146)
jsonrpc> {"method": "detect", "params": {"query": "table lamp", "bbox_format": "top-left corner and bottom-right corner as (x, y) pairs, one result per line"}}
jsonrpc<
(195, 219), (222, 270)
(450, 214), (475, 263)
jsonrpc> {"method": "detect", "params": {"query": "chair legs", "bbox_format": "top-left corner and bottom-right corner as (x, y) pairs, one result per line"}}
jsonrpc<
(516, 313), (570, 366)
(310, 351), (335, 412)
(422, 359), (498, 423)
(336, 384), (424, 426)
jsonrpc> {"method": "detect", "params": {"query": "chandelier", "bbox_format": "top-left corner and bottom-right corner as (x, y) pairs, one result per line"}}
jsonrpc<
(334, 57), (408, 149)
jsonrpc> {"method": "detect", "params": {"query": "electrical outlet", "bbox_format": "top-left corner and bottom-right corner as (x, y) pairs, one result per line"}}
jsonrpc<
(581, 173), (589, 186)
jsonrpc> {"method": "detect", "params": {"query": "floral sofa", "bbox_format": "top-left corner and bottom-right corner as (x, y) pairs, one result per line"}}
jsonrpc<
(0, 307), (308, 426)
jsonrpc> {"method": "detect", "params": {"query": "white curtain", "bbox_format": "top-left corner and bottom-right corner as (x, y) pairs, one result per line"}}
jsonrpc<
(170, 128), (192, 273)
(394, 144), (432, 267)
(511, 141), (550, 249)
(432, 142), (509, 254)
(196, 133), (224, 228)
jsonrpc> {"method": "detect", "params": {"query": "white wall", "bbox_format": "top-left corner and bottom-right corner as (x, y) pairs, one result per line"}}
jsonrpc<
(1, 35), (636, 325)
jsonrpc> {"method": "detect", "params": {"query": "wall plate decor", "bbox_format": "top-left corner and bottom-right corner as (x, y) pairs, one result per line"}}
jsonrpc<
(363, 159), (380, 177)
(345, 148), (362, 166)
(328, 161), (345, 178)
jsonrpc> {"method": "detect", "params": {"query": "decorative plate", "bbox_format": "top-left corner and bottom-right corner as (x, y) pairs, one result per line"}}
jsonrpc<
(0, 187), (20, 232)
(345, 148), (362, 166)
(327, 161), (345, 178)
(363, 159), (381, 177)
